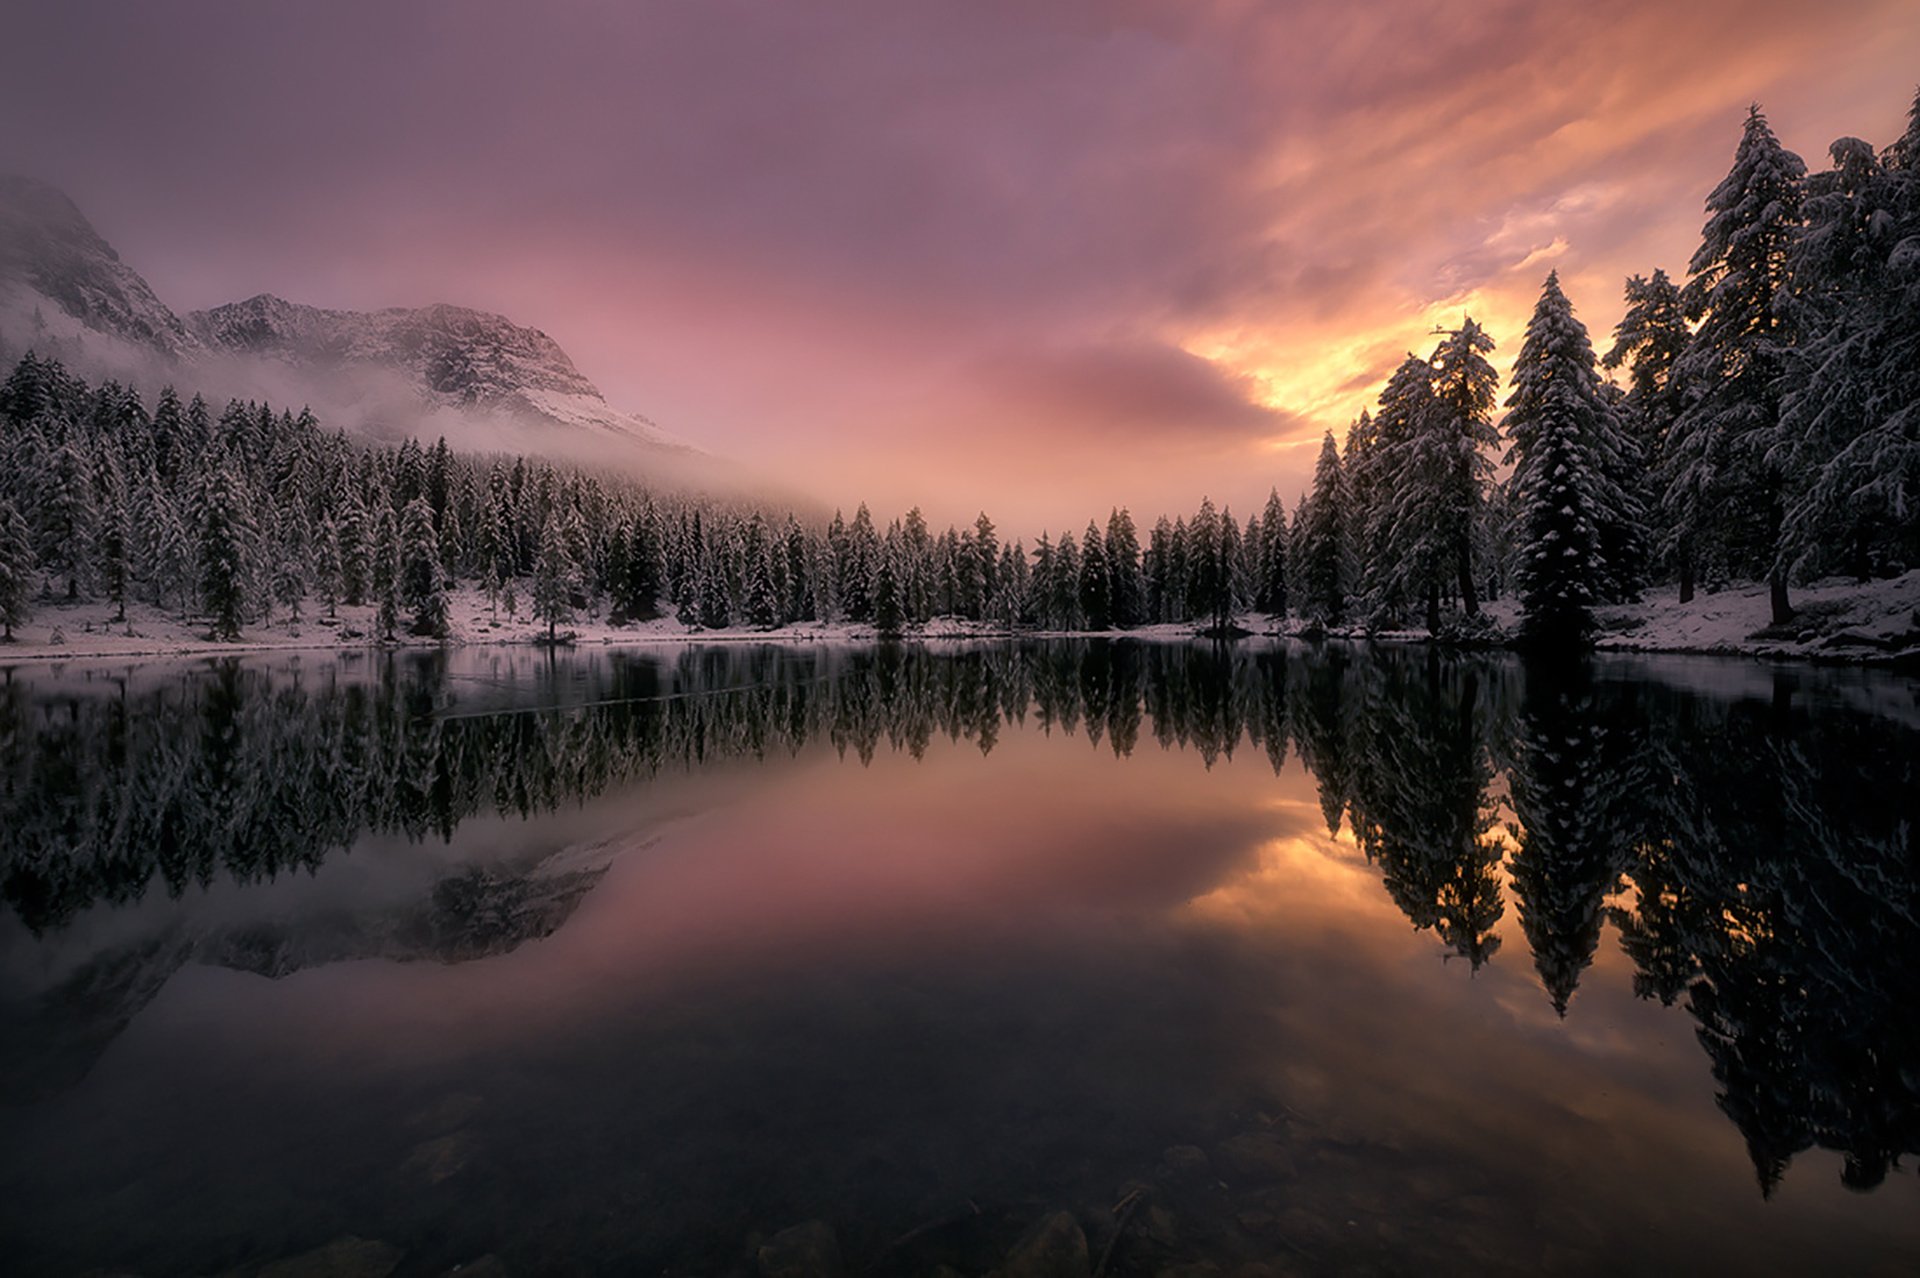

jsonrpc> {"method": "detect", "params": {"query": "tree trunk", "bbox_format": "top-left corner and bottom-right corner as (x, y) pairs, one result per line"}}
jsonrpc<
(1456, 533), (1479, 617)
(1425, 582), (1441, 636)
(1678, 537), (1695, 604)
(1769, 568), (1792, 625)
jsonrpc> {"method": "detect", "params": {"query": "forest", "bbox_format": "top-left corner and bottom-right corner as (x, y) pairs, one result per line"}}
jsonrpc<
(1, 640), (1912, 1197)
(0, 92), (1916, 648)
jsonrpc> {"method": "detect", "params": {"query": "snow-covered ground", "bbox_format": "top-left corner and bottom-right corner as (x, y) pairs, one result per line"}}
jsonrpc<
(1590, 571), (1920, 661)
(4, 574), (1918, 664)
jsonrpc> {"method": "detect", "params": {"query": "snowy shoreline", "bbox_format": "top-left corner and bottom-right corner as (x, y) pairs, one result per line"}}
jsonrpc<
(4, 572), (1917, 668)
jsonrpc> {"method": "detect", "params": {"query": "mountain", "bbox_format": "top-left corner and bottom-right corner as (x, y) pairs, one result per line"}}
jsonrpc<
(0, 174), (203, 360)
(0, 175), (682, 452)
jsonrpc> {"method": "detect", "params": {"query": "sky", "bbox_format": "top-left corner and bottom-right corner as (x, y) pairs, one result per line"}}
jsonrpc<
(3, 0), (1917, 533)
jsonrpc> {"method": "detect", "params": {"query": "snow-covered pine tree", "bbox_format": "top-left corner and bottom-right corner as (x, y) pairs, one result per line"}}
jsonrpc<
(0, 495), (33, 640)
(1051, 530), (1083, 630)
(1666, 105), (1806, 622)
(1358, 361), (1433, 624)
(1604, 269), (1691, 593)
(196, 458), (258, 641)
(973, 512), (999, 618)
(1257, 488), (1288, 617)
(1390, 319), (1499, 633)
(1505, 273), (1618, 649)
(1297, 432), (1352, 625)
(96, 450), (131, 622)
(335, 481), (370, 606)
(873, 528), (905, 635)
(1105, 507), (1143, 627)
(39, 429), (97, 600)
(745, 516), (781, 628)
(1079, 518), (1112, 630)
(399, 496), (448, 637)
(314, 514), (343, 619)
(532, 507), (578, 641)
(272, 501), (312, 625)
(1186, 498), (1222, 626)
(1781, 92), (1920, 577)
(1145, 515), (1172, 623)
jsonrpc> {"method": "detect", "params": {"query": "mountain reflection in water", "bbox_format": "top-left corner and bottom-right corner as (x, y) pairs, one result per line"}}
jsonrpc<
(0, 641), (1914, 1277)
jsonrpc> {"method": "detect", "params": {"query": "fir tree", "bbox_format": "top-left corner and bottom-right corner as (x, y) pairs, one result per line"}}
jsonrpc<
(1505, 273), (1621, 648)
(532, 507), (578, 641)
(196, 460), (257, 641)
(1667, 105), (1806, 622)
(1079, 519), (1112, 630)
(399, 496), (449, 637)
(370, 502), (400, 641)
(1298, 432), (1352, 625)
(0, 496), (33, 640)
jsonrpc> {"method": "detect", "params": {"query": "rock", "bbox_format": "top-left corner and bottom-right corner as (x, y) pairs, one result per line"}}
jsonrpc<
(402, 1131), (479, 1184)
(1155, 1145), (1212, 1187)
(257, 1237), (402, 1278)
(438, 1259), (509, 1278)
(1214, 1130), (1297, 1184)
(757, 1221), (845, 1278)
(998, 1211), (1089, 1278)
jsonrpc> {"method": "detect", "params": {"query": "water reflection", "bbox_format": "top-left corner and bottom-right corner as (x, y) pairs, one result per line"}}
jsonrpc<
(0, 641), (1916, 1273)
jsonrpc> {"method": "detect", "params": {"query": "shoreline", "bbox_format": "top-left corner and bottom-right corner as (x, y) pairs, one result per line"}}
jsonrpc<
(4, 572), (1916, 669)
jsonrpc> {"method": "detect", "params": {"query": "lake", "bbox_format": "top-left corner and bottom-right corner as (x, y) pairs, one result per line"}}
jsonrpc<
(0, 641), (1915, 1277)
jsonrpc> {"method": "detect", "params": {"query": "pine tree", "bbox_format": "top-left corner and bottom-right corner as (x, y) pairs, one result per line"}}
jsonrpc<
(399, 496), (449, 637)
(1079, 519), (1112, 630)
(1781, 95), (1920, 578)
(272, 502), (312, 625)
(370, 502), (400, 641)
(96, 452), (131, 622)
(1105, 507), (1143, 626)
(1505, 273), (1620, 648)
(1605, 269), (1691, 593)
(1667, 105), (1806, 622)
(873, 532), (905, 635)
(1390, 320), (1499, 633)
(314, 515), (343, 619)
(335, 482), (370, 606)
(197, 460), (257, 641)
(1257, 489), (1288, 617)
(532, 507), (578, 642)
(38, 430), (97, 600)
(0, 496), (33, 640)
(1050, 530), (1083, 630)
(1298, 432), (1352, 625)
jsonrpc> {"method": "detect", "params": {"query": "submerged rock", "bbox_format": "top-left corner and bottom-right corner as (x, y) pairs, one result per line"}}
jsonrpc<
(256, 1237), (402, 1278)
(757, 1221), (845, 1278)
(1214, 1130), (1297, 1184)
(995, 1211), (1089, 1278)
(1156, 1144), (1213, 1187)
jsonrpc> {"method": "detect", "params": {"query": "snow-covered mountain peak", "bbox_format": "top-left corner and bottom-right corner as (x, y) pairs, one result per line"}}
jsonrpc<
(0, 174), (201, 358)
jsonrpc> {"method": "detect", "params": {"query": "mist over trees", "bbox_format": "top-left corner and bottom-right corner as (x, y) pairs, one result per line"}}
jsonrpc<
(1, 92), (1916, 649)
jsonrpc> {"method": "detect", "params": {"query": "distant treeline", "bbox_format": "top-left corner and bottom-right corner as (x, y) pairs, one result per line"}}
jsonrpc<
(1, 641), (1913, 1196)
(0, 93), (1916, 646)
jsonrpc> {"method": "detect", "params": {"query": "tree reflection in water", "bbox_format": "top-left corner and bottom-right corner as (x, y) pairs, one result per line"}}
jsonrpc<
(1, 640), (1914, 1197)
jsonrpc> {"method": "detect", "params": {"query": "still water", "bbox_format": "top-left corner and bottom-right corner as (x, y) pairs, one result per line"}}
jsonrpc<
(0, 642), (1914, 1277)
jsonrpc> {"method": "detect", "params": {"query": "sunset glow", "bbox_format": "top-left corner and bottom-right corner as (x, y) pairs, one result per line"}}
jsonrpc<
(4, 1), (1915, 530)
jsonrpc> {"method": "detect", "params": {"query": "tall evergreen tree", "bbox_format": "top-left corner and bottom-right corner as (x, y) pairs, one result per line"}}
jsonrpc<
(532, 507), (578, 641)
(0, 496), (33, 640)
(196, 460), (257, 641)
(399, 496), (449, 637)
(1297, 432), (1352, 625)
(1505, 273), (1621, 648)
(1667, 105), (1806, 622)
